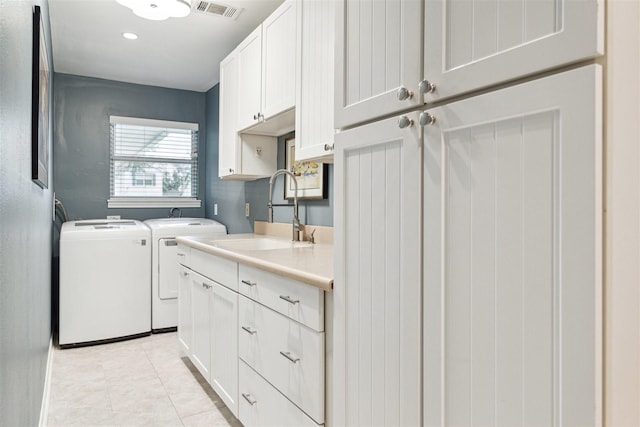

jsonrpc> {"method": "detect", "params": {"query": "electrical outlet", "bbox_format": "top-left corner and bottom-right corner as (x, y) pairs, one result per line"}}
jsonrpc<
(214, 203), (218, 216)
(245, 203), (250, 217)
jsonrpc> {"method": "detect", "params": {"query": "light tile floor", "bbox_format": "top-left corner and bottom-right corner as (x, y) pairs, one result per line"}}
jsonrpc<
(46, 332), (242, 427)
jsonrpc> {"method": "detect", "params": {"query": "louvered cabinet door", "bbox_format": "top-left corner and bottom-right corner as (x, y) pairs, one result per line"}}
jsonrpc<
(334, 111), (422, 426)
(423, 65), (603, 427)
(334, 0), (423, 129)
(423, 0), (604, 102)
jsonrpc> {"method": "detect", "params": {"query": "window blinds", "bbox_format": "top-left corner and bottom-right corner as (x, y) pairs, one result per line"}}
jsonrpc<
(109, 116), (198, 199)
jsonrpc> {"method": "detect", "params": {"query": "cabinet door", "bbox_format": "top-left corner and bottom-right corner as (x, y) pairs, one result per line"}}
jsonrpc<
(333, 111), (422, 426)
(261, 0), (297, 120)
(219, 50), (239, 178)
(423, 65), (602, 426)
(177, 265), (192, 354)
(424, 0), (603, 102)
(334, 0), (422, 129)
(295, 0), (335, 161)
(237, 26), (263, 132)
(191, 272), (211, 381)
(210, 281), (239, 417)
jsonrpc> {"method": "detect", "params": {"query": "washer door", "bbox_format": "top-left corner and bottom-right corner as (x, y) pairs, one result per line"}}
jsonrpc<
(158, 238), (179, 300)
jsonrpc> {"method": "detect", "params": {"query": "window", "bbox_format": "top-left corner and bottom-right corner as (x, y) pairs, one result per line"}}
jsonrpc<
(108, 116), (200, 208)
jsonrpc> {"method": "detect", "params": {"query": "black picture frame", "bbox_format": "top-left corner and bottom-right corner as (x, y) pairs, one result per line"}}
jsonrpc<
(31, 5), (49, 189)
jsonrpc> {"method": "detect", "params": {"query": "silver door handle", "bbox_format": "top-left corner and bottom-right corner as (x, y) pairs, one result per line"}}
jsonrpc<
(280, 351), (300, 363)
(419, 111), (436, 126)
(397, 86), (413, 101)
(241, 280), (256, 287)
(242, 393), (257, 405)
(279, 295), (299, 305)
(398, 116), (413, 129)
(202, 282), (211, 289)
(241, 326), (257, 335)
(419, 79), (436, 94)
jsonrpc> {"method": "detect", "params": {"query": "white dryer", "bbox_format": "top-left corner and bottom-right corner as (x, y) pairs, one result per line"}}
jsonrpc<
(144, 218), (227, 331)
(59, 220), (151, 347)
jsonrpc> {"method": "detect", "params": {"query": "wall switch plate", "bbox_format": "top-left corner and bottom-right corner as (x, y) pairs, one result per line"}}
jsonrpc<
(107, 215), (121, 220)
(245, 203), (250, 217)
(214, 203), (218, 216)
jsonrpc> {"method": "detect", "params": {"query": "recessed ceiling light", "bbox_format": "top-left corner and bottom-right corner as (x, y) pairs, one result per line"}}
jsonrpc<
(122, 32), (138, 40)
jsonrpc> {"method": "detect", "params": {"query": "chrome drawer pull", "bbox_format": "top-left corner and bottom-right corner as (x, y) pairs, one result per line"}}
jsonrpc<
(280, 351), (300, 363)
(242, 393), (257, 405)
(241, 326), (257, 335)
(241, 279), (256, 287)
(279, 295), (299, 305)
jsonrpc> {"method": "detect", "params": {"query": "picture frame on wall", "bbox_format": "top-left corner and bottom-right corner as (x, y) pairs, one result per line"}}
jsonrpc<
(284, 136), (327, 200)
(31, 5), (50, 189)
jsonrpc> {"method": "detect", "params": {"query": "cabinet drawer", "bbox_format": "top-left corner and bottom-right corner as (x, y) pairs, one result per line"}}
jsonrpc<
(176, 244), (191, 267)
(238, 264), (324, 331)
(191, 249), (238, 292)
(239, 295), (325, 423)
(239, 360), (320, 427)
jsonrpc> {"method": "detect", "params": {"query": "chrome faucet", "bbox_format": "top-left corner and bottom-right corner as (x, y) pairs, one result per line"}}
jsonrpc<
(268, 169), (304, 241)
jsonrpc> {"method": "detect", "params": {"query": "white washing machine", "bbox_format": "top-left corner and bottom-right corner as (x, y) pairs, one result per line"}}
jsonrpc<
(59, 220), (151, 347)
(144, 218), (227, 331)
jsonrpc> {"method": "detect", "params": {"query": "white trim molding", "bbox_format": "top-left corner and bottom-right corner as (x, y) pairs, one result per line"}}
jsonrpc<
(107, 198), (201, 209)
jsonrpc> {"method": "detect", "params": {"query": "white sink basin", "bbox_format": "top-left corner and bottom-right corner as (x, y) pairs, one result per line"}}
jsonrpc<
(212, 237), (313, 251)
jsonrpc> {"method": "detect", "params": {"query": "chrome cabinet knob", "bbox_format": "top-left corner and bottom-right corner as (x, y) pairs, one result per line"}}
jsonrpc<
(398, 116), (414, 129)
(419, 80), (436, 94)
(229, 168), (234, 173)
(419, 112), (436, 126)
(324, 143), (334, 151)
(397, 86), (413, 101)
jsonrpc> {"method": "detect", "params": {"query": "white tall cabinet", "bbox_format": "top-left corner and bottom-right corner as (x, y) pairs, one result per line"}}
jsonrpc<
(423, 65), (602, 426)
(333, 0), (603, 425)
(334, 112), (422, 426)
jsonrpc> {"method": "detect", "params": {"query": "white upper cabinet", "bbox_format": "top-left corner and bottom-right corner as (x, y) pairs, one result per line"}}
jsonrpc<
(335, 0), (603, 128)
(295, 0), (336, 162)
(423, 0), (604, 102)
(423, 65), (603, 426)
(237, 26), (263, 132)
(236, 0), (297, 135)
(219, 51), (240, 179)
(219, 48), (277, 180)
(262, 0), (297, 120)
(335, 0), (423, 130)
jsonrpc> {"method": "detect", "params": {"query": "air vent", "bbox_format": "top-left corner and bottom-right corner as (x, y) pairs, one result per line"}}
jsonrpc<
(192, 1), (243, 20)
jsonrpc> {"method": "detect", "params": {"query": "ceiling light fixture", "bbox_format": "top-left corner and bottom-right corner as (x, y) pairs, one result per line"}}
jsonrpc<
(116, 0), (191, 21)
(122, 32), (138, 40)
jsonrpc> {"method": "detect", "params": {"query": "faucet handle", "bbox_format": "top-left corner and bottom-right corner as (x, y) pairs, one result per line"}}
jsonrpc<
(310, 229), (316, 244)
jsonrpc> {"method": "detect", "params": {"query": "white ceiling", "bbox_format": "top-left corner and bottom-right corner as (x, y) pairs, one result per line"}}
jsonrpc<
(48, 0), (285, 92)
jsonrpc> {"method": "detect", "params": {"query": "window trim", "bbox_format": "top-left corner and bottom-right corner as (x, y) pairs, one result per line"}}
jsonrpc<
(107, 197), (201, 209)
(108, 116), (201, 208)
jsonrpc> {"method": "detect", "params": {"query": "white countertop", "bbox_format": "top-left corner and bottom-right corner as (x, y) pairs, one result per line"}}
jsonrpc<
(176, 233), (334, 291)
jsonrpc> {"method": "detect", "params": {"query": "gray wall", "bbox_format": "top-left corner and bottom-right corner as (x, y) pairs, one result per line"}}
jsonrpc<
(0, 0), (54, 425)
(53, 73), (207, 221)
(204, 85), (333, 234)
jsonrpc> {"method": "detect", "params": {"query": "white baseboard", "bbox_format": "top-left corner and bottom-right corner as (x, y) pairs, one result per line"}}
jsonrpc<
(39, 336), (53, 427)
